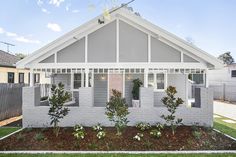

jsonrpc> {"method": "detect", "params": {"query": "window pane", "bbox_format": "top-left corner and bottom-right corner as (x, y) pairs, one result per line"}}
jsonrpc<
(192, 74), (204, 84)
(8, 72), (14, 83)
(232, 70), (236, 77)
(148, 73), (154, 87)
(156, 73), (164, 89)
(19, 73), (24, 83)
(74, 74), (81, 89)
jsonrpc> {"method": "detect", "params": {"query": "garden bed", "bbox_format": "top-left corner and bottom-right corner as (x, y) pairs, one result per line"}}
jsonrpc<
(0, 126), (235, 151)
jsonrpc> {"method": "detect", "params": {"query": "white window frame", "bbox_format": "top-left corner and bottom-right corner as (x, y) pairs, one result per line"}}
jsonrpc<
(231, 70), (236, 78)
(71, 73), (84, 91)
(148, 70), (167, 92)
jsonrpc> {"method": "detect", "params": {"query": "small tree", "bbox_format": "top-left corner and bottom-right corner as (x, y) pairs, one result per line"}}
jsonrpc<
(48, 82), (71, 137)
(218, 52), (234, 65)
(132, 79), (143, 100)
(161, 86), (184, 135)
(106, 89), (129, 136)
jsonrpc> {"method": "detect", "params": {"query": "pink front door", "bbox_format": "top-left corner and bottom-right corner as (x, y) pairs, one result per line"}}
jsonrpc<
(109, 74), (123, 97)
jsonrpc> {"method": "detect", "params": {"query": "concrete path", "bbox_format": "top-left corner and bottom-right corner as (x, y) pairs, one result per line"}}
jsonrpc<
(214, 101), (236, 120)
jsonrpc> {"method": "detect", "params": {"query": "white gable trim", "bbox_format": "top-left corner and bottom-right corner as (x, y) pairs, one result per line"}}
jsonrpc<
(17, 8), (223, 69)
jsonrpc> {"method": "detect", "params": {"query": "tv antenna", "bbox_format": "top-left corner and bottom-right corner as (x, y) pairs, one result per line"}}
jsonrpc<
(0, 41), (15, 52)
(98, 0), (135, 24)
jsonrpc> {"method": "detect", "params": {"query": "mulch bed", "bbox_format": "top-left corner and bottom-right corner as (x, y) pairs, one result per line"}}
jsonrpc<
(0, 126), (235, 151)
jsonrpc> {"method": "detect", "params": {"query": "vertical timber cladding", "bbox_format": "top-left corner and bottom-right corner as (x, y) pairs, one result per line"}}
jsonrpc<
(88, 21), (116, 62)
(119, 20), (148, 62)
(151, 37), (181, 62)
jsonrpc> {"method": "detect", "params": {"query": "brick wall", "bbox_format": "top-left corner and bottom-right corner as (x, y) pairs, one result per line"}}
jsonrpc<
(22, 86), (213, 128)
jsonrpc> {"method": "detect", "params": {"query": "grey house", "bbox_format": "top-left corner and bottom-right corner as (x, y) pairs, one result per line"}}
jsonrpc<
(17, 8), (223, 127)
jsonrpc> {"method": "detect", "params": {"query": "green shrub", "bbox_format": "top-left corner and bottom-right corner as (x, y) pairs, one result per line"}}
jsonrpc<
(105, 89), (129, 136)
(150, 129), (162, 138)
(133, 133), (144, 141)
(97, 131), (106, 139)
(132, 79), (143, 100)
(192, 130), (202, 140)
(155, 122), (164, 131)
(161, 86), (184, 135)
(48, 82), (71, 137)
(73, 124), (85, 141)
(92, 123), (103, 132)
(34, 133), (45, 141)
(136, 122), (151, 131)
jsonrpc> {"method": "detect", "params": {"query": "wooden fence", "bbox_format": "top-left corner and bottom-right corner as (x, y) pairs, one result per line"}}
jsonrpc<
(0, 83), (26, 121)
(0, 83), (51, 121)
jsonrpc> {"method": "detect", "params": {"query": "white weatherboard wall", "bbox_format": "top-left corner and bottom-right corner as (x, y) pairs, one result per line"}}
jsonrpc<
(22, 86), (213, 128)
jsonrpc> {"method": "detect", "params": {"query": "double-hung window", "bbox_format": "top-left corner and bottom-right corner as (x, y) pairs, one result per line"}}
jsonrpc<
(148, 71), (167, 91)
(73, 73), (93, 90)
(8, 72), (14, 83)
(19, 73), (24, 84)
(74, 73), (82, 89)
(231, 70), (236, 78)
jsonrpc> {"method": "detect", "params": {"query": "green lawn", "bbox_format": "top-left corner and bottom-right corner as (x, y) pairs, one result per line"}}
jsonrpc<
(0, 127), (21, 138)
(214, 114), (236, 139)
(0, 154), (236, 157)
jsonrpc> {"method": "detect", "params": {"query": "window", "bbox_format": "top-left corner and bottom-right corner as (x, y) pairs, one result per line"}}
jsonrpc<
(19, 73), (24, 84)
(34, 73), (40, 84)
(148, 72), (166, 91)
(8, 72), (14, 83)
(232, 70), (236, 78)
(74, 73), (82, 89)
(188, 74), (204, 84)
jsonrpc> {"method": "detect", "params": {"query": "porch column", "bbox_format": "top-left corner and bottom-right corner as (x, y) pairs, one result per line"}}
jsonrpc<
(144, 68), (148, 87)
(29, 68), (34, 87)
(205, 69), (209, 88)
(85, 69), (89, 87)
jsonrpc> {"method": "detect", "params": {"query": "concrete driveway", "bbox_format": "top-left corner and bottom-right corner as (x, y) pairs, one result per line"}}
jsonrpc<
(214, 101), (236, 120)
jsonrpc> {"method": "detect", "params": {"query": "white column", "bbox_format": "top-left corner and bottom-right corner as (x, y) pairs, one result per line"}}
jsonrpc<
(29, 68), (34, 87)
(85, 69), (89, 87)
(144, 68), (148, 88)
(205, 69), (209, 88)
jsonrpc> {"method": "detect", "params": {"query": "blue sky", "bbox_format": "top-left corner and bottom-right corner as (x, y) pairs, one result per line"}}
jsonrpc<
(0, 0), (235, 59)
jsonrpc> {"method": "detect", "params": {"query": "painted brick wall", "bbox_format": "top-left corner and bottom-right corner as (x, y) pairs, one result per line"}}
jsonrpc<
(22, 86), (213, 128)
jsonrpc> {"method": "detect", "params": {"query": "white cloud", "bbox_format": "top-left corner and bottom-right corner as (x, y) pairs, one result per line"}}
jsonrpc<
(41, 8), (50, 14)
(0, 27), (4, 34)
(47, 23), (61, 32)
(37, 0), (43, 6)
(15, 36), (41, 44)
(6, 32), (17, 37)
(49, 0), (65, 7)
(66, 4), (70, 11)
(72, 9), (79, 13)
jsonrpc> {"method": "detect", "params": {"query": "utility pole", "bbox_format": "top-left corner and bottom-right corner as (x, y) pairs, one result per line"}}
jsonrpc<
(0, 41), (15, 52)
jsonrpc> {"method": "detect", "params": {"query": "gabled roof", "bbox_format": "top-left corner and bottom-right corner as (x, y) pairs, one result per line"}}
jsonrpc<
(16, 7), (223, 69)
(0, 50), (20, 67)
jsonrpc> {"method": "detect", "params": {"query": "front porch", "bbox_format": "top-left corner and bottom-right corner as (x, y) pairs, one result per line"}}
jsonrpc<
(31, 67), (208, 108)
(22, 67), (213, 128)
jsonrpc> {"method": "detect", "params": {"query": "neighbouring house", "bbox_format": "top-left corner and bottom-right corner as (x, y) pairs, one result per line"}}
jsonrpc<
(17, 8), (223, 128)
(0, 50), (50, 84)
(208, 63), (236, 102)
